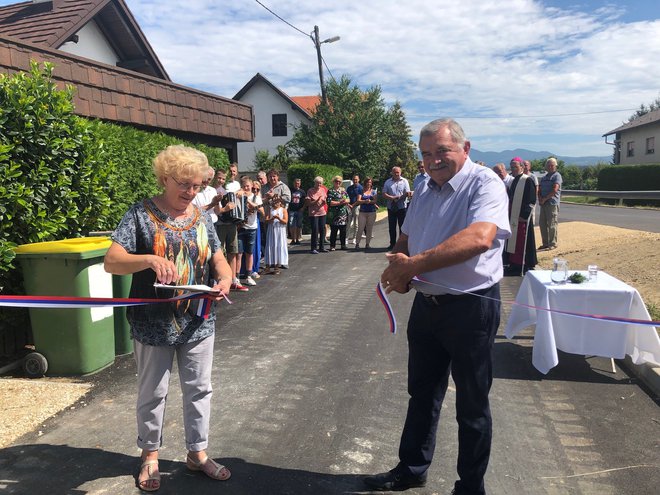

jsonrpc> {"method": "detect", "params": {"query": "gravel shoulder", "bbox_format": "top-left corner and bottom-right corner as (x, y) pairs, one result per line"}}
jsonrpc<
(0, 220), (657, 449)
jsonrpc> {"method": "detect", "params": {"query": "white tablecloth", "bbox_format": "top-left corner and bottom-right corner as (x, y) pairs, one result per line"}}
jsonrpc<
(504, 270), (660, 374)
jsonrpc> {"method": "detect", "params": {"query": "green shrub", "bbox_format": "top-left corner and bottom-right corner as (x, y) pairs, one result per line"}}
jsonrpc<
(0, 62), (111, 273)
(598, 164), (660, 206)
(598, 164), (660, 190)
(87, 121), (230, 230)
(286, 163), (343, 190)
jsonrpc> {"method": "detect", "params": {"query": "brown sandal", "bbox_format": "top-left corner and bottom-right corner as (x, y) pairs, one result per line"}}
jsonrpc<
(138, 459), (160, 492)
(186, 454), (231, 481)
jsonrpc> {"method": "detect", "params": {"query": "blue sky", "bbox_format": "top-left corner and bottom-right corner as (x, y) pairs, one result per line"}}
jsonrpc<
(3, 0), (660, 157)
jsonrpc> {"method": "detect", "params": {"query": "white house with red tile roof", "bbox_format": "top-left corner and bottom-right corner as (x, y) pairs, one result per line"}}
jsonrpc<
(233, 72), (320, 171)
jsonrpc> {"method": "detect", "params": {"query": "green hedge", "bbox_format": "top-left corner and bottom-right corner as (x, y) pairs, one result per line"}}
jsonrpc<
(597, 164), (660, 206)
(89, 120), (229, 230)
(598, 163), (660, 190)
(0, 62), (111, 274)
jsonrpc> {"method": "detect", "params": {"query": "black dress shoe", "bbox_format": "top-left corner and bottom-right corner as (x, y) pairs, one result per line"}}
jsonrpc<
(364, 470), (427, 491)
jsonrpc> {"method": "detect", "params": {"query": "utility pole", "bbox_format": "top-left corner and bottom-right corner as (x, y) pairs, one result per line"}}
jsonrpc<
(312, 25), (339, 104)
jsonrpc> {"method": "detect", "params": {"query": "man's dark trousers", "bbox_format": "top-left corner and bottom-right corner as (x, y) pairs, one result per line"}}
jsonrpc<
(387, 207), (407, 247)
(397, 285), (500, 495)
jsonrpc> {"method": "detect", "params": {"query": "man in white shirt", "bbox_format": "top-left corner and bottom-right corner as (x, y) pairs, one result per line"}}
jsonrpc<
(492, 162), (513, 189)
(216, 163), (248, 291)
(192, 167), (221, 223)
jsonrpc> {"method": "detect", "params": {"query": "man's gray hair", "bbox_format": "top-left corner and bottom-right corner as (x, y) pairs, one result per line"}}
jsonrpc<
(419, 118), (467, 147)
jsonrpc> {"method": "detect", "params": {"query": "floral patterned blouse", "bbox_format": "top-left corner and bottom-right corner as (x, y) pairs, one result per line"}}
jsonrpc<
(326, 188), (349, 226)
(111, 199), (221, 346)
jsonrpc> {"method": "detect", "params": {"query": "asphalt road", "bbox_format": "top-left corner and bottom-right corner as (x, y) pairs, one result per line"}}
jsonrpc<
(0, 220), (658, 494)
(558, 203), (660, 233)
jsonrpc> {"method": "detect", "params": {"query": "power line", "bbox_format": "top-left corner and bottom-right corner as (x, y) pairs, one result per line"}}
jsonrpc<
(322, 56), (335, 82)
(253, 0), (309, 38)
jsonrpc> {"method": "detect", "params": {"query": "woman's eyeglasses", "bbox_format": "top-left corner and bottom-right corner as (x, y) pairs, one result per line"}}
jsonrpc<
(170, 177), (202, 192)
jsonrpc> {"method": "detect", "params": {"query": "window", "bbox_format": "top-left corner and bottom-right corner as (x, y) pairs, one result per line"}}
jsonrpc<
(626, 141), (634, 157)
(646, 137), (655, 155)
(272, 114), (287, 137)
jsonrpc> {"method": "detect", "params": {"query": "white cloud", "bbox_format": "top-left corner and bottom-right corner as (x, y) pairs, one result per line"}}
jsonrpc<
(1, 0), (653, 156)
(118, 0), (660, 155)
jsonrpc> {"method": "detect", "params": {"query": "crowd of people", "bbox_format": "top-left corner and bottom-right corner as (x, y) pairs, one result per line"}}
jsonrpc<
(491, 156), (563, 275)
(189, 167), (422, 280)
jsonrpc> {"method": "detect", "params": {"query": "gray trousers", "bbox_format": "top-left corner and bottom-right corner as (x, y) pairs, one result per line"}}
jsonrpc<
(539, 203), (559, 247)
(134, 336), (214, 452)
(347, 205), (360, 240)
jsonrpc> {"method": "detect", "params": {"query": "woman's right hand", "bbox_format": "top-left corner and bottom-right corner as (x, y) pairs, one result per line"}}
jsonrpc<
(149, 255), (178, 284)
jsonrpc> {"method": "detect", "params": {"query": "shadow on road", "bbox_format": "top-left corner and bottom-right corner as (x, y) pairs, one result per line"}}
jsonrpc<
(493, 338), (637, 385)
(0, 444), (372, 494)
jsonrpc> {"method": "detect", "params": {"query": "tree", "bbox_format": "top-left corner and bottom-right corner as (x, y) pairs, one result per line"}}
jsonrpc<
(288, 75), (415, 181)
(251, 144), (295, 172)
(384, 101), (416, 181)
(627, 93), (660, 122)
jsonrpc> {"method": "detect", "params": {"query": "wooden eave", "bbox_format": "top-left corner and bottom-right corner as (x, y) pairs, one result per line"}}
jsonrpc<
(0, 34), (254, 145)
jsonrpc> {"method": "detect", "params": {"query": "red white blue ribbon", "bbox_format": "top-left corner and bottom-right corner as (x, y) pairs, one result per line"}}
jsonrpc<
(376, 282), (397, 334)
(376, 276), (659, 334)
(0, 292), (232, 320)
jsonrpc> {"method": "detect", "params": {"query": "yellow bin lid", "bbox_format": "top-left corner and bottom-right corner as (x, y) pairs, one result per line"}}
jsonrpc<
(14, 237), (112, 259)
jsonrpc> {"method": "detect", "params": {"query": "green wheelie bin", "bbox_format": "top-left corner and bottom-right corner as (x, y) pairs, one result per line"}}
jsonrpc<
(14, 237), (116, 375)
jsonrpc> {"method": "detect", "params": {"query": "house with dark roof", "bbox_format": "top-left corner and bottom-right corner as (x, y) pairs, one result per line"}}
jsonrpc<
(603, 109), (660, 165)
(233, 72), (319, 170)
(0, 0), (253, 159)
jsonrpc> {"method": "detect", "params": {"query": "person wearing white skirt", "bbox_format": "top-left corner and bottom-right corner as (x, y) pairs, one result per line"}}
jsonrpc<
(264, 196), (289, 274)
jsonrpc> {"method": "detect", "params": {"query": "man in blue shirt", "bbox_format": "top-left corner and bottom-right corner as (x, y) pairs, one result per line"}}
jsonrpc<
(538, 157), (562, 250)
(382, 166), (411, 250)
(346, 175), (363, 245)
(412, 160), (428, 190)
(365, 118), (510, 495)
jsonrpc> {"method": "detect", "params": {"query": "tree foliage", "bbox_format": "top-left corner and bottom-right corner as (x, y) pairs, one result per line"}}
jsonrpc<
(628, 93), (660, 122)
(288, 76), (416, 183)
(0, 62), (111, 275)
(252, 144), (295, 172)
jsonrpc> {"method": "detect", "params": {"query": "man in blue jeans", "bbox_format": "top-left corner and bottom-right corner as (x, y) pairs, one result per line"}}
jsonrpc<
(366, 118), (510, 494)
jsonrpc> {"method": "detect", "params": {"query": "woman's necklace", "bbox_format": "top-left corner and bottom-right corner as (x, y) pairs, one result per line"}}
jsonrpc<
(153, 196), (190, 223)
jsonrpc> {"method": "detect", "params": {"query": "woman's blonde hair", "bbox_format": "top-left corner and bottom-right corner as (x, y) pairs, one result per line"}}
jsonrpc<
(153, 145), (209, 187)
(332, 175), (343, 184)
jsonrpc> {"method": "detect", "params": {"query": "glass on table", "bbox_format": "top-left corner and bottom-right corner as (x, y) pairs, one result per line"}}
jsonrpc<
(551, 258), (568, 284)
(588, 264), (598, 282)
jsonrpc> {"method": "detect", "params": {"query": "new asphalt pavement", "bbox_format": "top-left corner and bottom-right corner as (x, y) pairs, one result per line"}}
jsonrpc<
(0, 219), (658, 494)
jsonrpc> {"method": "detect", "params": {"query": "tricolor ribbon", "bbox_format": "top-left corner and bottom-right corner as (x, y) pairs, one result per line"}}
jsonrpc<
(376, 282), (397, 334)
(376, 276), (659, 334)
(0, 291), (232, 320)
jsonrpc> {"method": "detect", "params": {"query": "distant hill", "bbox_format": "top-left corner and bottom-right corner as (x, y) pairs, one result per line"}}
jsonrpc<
(469, 148), (611, 167)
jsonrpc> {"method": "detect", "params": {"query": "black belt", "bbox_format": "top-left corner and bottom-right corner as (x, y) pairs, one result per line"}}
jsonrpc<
(421, 284), (497, 305)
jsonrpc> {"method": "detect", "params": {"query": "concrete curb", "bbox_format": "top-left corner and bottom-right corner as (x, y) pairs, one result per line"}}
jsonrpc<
(618, 357), (660, 400)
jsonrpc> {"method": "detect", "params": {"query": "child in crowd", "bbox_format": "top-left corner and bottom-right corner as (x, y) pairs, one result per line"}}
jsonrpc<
(264, 195), (288, 275)
(237, 176), (263, 285)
